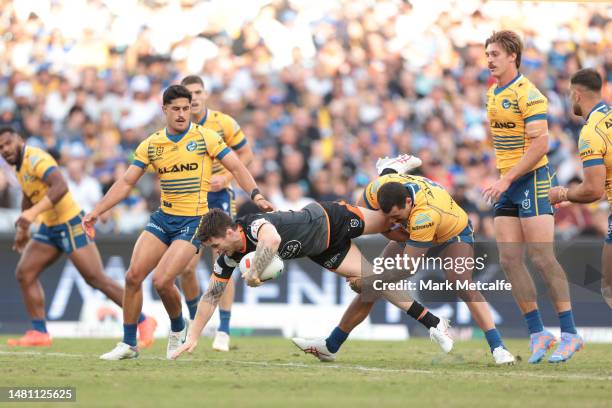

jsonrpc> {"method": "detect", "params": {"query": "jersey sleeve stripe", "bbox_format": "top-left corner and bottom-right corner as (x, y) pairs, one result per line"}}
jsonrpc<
(216, 147), (231, 160)
(583, 158), (605, 168)
(42, 166), (57, 180)
(232, 139), (247, 150)
(524, 113), (547, 123)
(132, 160), (146, 169)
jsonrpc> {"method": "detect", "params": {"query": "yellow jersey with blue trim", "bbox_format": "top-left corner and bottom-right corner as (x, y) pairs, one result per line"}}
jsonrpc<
(363, 174), (468, 246)
(132, 122), (231, 216)
(16, 145), (81, 226)
(486, 74), (549, 175)
(198, 109), (247, 177)
(577, 101), (612, 204)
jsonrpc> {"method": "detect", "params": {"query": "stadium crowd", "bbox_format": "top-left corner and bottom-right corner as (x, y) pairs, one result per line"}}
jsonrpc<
(0, 0), (610, 239)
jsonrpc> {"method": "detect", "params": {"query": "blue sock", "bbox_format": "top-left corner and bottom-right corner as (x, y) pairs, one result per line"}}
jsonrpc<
(187, 294), (201, 320)
(558, 310), (577, 334)
(31, 320), (47, 334)
(325, 327), (349, 353)
(170, 314), (185, 333)
(123, 324), (137, 347)
(218, 309), (231, 334)
(524, 309), (544, 334)
(484, 328), (504, 352)
(137, 313), (146, 324)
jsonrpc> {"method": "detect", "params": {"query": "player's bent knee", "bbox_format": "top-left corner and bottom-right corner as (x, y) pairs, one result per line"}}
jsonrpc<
(15, 266), (33, 286)
(152, 274), (174, 293)
(182, 264), (196, 278)
(499, 255), (522, 273)
(125, 268), (147, 288)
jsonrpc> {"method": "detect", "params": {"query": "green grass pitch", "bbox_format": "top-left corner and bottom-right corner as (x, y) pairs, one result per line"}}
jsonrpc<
(1, 336), (610, 408)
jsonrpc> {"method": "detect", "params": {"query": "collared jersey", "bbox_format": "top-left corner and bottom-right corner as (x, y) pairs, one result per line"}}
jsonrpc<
(363, 174), (468, 246)
(16, 145), (81, 226)
(198, 109), (247, 177)
(577, 101), (612, 204)
(486, 74), (549, 174)
(133, 122), (231, 216)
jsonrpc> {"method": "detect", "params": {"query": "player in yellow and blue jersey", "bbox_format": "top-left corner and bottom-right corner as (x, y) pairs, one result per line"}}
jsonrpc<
(483, 31), (581, 364)
(550, 68), (611, 316)
(178, 75), (254, 352)
(0, 128), (156, 348)
(293, 171), (515, 365)
(83, 85), (272, 361)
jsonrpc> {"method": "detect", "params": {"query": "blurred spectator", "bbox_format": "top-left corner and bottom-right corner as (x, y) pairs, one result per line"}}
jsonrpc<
(0, 0), (608, 240)
(63, 144), (103, 214)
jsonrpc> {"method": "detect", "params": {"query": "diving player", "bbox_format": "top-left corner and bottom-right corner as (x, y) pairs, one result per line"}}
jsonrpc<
(549, 68), (611, 310)
(294, 173), (516, 365)
(482, 30), (582, 363)
(85, 85), (272, 360)
(178, 75), (254, 352)
(170, 200), (453, 360)
(0, 127), (156, 347)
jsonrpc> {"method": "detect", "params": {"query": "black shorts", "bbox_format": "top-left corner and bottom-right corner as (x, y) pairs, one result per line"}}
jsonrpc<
(309, 201), (365, 270)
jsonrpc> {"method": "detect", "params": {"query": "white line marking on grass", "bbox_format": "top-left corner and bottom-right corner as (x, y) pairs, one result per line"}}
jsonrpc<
(2, 351), (611, 382)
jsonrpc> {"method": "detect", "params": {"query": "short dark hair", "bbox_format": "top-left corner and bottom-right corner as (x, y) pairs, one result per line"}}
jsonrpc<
(180, 75), (204, 88)
(199, 209), (235, 242)
(0, 126), (16, 137)
(485, 30), (523, 69)
(377, 182), (410, 213)
(570, 68), (602, 92)
(162, 85), (192, 105)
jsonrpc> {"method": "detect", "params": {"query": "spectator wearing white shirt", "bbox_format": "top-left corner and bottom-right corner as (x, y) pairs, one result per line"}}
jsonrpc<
(63, 144), (102, 214)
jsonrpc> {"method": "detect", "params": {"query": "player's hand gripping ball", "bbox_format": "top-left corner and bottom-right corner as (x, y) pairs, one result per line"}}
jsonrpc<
(239, 251), (285, 282)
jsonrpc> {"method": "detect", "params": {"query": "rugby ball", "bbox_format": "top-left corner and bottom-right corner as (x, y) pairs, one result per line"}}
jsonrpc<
(239, 251), (285, 282)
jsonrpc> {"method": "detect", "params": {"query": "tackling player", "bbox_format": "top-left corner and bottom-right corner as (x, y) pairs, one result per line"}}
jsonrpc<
(170, 200), (454, 360)
(178, 75), (253, 352)
(0, 128), (156, 347)
(294, 173), (516, 365)
(483, 30), (582, 363)
(84, 85), (272, 360)
(549, 68), (611, 308)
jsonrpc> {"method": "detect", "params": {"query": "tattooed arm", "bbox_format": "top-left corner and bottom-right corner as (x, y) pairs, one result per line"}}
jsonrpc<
(244, 223), (281, 287)
(171, 257), (235, 359)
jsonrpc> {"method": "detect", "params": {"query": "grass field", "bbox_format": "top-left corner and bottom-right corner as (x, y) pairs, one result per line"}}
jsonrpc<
(0, 336), (610, 408)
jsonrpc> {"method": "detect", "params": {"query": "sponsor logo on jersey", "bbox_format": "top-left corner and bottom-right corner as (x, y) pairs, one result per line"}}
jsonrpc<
(158, 163), (198, 174)
(491, 121), (516, 129)
(526, 99), (544, 107)
(412, 222), (434, 231)
(186, 141), (197, 152)
(279, 240), (302, 258)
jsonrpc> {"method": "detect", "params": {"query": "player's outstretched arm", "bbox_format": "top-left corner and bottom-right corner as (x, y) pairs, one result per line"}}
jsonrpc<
(244, 223), (281, 287)
(550, 165), (606, 205)
(484, 120), (549, 203)
(82, 165), (145, 236)
(219, 150), (274, 212)
(171, 275), (229, 359)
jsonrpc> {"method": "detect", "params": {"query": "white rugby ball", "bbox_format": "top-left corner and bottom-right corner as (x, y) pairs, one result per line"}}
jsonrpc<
(239, 251), (285, 282)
